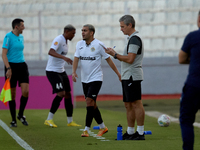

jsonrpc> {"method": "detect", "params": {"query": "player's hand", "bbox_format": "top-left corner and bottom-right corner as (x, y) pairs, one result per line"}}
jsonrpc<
(64, 57), (73, 65)
(106, 48), (116, 56)
(72, 72), (78, 82)
(6, 69), (12, 80)
(100, 44), (116, 56)
(118, 74), (121, 82)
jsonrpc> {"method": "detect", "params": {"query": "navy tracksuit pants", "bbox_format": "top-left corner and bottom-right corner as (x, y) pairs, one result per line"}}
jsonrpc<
(179, 84), (200, 150)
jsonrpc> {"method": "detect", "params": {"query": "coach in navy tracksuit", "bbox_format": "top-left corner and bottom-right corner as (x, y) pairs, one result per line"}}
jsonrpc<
(179, 11), (200, 150)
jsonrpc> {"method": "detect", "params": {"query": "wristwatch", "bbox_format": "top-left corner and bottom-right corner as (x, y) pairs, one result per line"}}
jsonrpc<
(114, 53), (118, 59)
(7, 67), (11, 70)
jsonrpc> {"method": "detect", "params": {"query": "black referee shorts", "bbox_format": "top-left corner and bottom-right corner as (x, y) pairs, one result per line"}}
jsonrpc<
(46, 71), (71, 94)
(122, 76), (142, 102)
(5, 62), (29, 88)
(82, 81), (102, 101)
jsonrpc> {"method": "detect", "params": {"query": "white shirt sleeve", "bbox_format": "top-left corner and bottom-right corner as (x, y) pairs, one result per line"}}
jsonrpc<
(99, 42), (110, 59)
(51, 36), (62, 51)
(74, 41), (80, 58)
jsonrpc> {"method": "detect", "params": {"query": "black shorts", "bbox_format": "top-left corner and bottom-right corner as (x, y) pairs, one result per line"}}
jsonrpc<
(82, 81), (102, 101)
(46, 71), (71, 94)
(122, 76), (142, 102)
(5, 62), (29, 88)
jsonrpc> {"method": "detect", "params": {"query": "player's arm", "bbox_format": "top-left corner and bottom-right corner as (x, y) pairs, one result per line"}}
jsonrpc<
(72, 57), (79, 82)
(48, 48), (73, 65)
(178, 50), (190, 64)
(105, 47), (136, 64)
(2, 48), (12, 79)
(106, 57), (121, 81)
(114, 52), (136, 64)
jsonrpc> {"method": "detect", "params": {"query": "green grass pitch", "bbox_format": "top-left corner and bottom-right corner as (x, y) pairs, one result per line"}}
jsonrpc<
(0, 99), (200, 150)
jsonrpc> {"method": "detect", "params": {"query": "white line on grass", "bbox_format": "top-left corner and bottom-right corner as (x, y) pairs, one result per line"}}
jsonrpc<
(79, 129), (110, 141)
(0, 119), (34, 150)
(145, 111), (200, 128)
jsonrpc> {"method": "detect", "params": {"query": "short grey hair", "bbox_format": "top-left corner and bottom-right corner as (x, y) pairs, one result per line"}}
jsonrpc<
(119, 15), (135, 28)
(64, 24), (76, 32)
(83, 24), (95, 34)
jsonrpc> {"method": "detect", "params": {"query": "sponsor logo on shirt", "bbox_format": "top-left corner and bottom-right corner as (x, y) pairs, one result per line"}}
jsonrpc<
(80, 56), (96, 60)
(54, 42), (58, 45)
(91, 47), (95, 52)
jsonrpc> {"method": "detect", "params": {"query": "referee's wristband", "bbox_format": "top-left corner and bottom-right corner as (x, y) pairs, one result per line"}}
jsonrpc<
(113, 53), (118, 59)
(7, 67), (11, 70)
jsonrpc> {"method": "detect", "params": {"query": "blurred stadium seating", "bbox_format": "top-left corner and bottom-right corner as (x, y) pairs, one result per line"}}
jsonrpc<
(0, 0), (199, 60)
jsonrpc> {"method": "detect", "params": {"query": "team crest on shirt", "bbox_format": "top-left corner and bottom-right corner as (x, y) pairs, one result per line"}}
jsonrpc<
(91, 47), (95, 52)
(54, 42), (58, 45)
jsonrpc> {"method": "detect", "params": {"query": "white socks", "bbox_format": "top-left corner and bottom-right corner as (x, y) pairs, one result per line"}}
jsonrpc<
(47, 112), (54, 120)
(99, 122), (105, 129)
(84, 126), (90, 132)
(127, 126), (144, 135)
(47, 112), (73, 124)
(127, 127), (135, 135)
(137, 125), (144, 135)
(67, 117), (73, 124)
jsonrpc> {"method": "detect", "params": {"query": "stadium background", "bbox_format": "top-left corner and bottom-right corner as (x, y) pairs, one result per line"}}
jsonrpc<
(0, 0), (199, 97)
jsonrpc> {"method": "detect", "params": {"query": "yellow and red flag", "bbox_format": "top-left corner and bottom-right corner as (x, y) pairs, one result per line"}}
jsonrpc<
(0, 79), (12, 106)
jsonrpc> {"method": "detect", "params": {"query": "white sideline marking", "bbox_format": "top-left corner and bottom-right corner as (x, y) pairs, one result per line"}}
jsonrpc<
(0, 119), (34, 150)
(145, 111), (200, 128)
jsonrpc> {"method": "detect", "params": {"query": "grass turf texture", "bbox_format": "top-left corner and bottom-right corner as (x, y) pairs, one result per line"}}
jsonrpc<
(0, 99), (200, 150)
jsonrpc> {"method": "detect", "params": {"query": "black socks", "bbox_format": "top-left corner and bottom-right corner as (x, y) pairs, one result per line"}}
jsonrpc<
(94, 107), (103, 124)
(85, 106), (94, 127)
(9, 100), (16, 122)
(18, 96), (28, 117)
(65, 98), (73, 117)
(50, 95), (63, 114)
